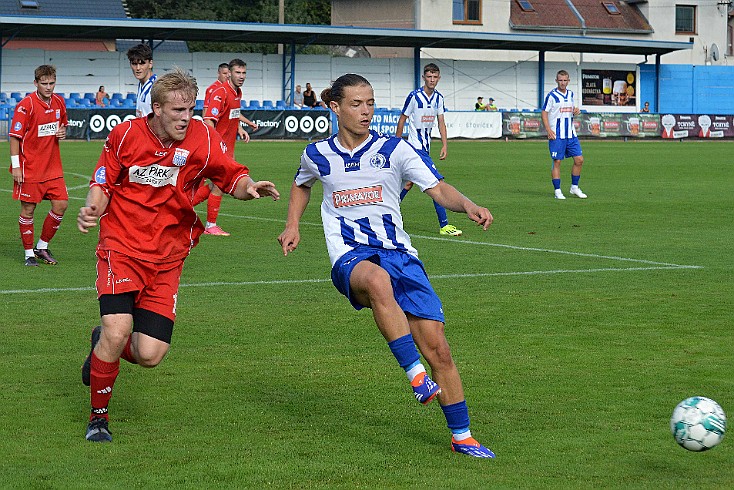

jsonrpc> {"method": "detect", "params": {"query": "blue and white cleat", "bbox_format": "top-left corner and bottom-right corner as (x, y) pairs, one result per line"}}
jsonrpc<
(451, 437), (496, 458)
(411, 372), (441, 405)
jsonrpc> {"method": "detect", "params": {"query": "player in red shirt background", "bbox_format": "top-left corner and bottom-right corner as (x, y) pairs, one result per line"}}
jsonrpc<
(202, 62), (230, 114)
(9, 65), (68, 266)
(196, 58), (258, 236)
(77, 69), (280, 442)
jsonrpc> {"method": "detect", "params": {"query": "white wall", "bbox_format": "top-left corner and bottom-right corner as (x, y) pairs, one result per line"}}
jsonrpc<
(0, 49), (650, 111)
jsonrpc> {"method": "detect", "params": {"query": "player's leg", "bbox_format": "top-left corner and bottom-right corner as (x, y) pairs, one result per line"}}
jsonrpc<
(409, 315), (494, 458)
(549, 139), (566, 199)
(334, 252), (440, 404)
(34, 196), (68, 265)
(193, 180), (212, 206)
(18, 200), (38, 265)
(204, 185), (229, 235)
(568, 139), (587, 198)
(125, 309), (173, 367)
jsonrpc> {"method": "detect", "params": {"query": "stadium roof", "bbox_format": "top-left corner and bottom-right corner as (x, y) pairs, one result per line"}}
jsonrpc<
(0, 15), (691, 57)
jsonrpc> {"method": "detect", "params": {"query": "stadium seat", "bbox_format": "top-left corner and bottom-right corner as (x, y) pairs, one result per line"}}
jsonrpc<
(195, 100), (204, 110)
(11, 92), (22, 101)
(126, 93), (136, 101)
(0, 92), (7, 100)
(64, 98), (77, 107)
(111, 93), (124, 101)
(69, 92), (81, 100)
(248, 100), (261, 109)
(84, 93), (95, 101)
(261, 100), (274, 108)
(122, 98), (135, 108)
(240, 100), (248, 109)
(275, 100), (286, 109)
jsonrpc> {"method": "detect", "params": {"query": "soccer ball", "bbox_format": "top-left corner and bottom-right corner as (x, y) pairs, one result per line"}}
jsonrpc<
(670, 396), (727, 451)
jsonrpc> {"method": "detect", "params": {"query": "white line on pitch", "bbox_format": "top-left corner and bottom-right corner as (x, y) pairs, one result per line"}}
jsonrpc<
(0, 265), (701, 296)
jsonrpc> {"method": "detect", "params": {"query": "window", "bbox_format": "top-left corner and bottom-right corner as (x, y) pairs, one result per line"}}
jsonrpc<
(19, 0), (39, 8)
(516, 0), (535, 12)
(675, 5), (696, 34)
(602, 2), (620, 15)
(453, 0), (481, 24)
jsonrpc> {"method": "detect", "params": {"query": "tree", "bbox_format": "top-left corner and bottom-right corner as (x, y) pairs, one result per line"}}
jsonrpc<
(125, 0), (331, 53)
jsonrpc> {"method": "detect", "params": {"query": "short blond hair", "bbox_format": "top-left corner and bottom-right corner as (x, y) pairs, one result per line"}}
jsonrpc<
(151, 68), (198, 106)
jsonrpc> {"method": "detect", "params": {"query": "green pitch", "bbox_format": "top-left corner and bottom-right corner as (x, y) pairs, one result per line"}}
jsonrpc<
(0, 138), (731, 488)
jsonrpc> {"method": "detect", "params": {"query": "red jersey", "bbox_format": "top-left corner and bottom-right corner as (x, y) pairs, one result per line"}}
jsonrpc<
(91, 117), (250, 262)
(202, 79), (222, 113)
(9, 92), (67, 183)
(203, 81), (242, 157)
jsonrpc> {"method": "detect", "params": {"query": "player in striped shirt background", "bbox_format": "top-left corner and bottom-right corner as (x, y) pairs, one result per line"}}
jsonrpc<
(541, 70), (588, 200)
(127, 44), (157, 118)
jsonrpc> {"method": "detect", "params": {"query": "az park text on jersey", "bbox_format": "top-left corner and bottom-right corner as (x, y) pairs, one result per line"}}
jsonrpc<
(295, 131), (442, 265)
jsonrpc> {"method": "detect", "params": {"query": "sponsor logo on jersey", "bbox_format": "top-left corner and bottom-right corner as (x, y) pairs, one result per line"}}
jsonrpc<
(420, 115), (435, 124)
(17, 106), (27, 114)
(229, 108), (240, 119)
(129, 164), (180, 187)
(172, 148), (189, 167)
(369, 153), (389, 169)
(37, 121), (58, 137)
(332, 185), (383, 208)
(94, 166), (107, 184)
(13, 122), (22, 131)
(55, 109), (60, 119)
(220, 141), (227, 154)
(211, 108), (219, 116)
(344, 159), (360, 172)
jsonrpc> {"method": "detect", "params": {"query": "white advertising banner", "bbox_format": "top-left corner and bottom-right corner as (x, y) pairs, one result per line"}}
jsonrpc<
(432, 112), (503, 139)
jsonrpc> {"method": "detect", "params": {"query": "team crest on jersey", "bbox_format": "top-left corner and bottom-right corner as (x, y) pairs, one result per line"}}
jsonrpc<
(13, 122), (22, 131)
(172, 148), (189, 167)
(94, 166), (107, 184)
(56, 109), (60, 119)
(211, 108), (219, 116)
(369, 153), (387, 169)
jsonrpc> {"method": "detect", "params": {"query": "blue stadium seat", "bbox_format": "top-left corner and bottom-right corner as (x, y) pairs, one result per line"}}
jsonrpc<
(84, 93), (95, 101)
(126, 93), (136, 101)
(79, 98), (92, 107)
(0, 92), (7, 100)
(275, 100), (286, 109)
(261, 100), (274, 108)
(11, 92), (22, 101)
(65, 98), (78, 107)
(0, 107), (6, 119)
(240, 100), (248, 109)
(122, 98), (135, 108)
(248, 100), (261, 109)
(195, 100), (204, 110)
(111, 93), (124, 101)
(108, 98), (123, 107)
(69, 92), (81, 100)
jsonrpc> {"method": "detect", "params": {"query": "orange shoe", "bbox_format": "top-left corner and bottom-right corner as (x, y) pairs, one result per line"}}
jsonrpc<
(203, 225), (230, 236)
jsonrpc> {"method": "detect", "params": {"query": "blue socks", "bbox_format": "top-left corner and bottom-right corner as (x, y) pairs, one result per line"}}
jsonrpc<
(441, 400), (471, 434)
(571, 174), (580, 186)
(434, 201), (449, 228)
(387, 334), (420, 370)
(552, 178), (561, 190)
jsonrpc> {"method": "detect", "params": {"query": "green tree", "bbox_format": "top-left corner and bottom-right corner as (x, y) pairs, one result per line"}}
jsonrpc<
(125, 0), (331, 53)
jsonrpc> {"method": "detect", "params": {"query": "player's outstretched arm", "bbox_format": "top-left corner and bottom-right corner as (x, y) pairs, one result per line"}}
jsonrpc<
(77, 185), (109, 233)
(232, 176), (280, 201)
(425, 181), (493, 231)
(278, 182), (312, 256)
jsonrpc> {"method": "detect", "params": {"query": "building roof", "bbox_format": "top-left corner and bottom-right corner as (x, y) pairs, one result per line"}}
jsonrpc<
(511, 0), (653, 34)
(0, 15), (689, 56)
(0, 0), (126, 18)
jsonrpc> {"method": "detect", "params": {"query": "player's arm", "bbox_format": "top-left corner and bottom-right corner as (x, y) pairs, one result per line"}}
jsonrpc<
(437, 113), (448, 160)
(425, 181), (493, 231)
(277, 182), (312, 256)
(239, 114), (257, 131)
(395, 114), (408, 138)
(77, 185), (110, 234)
(9, 136), (23, 183)
(231, 174), (280, 202)
(541, 110), (555, 140)
(205, 119), (216, 129)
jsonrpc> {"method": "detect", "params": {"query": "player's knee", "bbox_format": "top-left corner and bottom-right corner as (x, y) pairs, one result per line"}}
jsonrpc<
(136, 349), (167, 368)
(53, 201), (68, 215)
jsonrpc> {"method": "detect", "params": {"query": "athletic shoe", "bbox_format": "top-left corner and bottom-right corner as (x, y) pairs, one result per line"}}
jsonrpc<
(81, 325), (102, 387)
(554, 189), (566, 200)
(439, 224), (463, 236)
(411, 372), (441, 405)
(451, 436), (496, 458)
(86, 417), (112, 442)
(569, 186), (587, 199)
(34, 248), (58, 265)
(24, 256), (39, 267)
(203, 225), (230, 236)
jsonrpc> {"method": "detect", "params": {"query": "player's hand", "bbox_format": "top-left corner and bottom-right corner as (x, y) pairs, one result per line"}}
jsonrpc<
(547, 129), (556, 140)
(77, 205), (100, 233)
(439, 145), (447, 160)
(467, 204), (493, 231)
(11, 167), (23, 183)
(278, 227), (300, 256)
(238, 126), (250, 143)
(246, 180), (280, 201)
(56, 124), (67, 140)
(573, 107), (581, 116)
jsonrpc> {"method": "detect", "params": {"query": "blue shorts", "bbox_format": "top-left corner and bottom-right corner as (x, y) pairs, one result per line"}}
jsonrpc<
(548, 136), (582, 161)
(331, 245), (445, 323)
(415, 149), (444, 181)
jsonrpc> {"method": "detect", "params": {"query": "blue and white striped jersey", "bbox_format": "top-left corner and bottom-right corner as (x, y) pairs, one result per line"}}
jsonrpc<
(401, 88), (445, 153)
(295, 130), (440, 265)
(136, 73), (157, 117)
(542, 88), (577, 139)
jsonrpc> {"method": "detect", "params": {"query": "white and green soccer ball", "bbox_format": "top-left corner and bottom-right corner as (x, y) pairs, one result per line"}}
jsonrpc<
(670, 396), (726, 451)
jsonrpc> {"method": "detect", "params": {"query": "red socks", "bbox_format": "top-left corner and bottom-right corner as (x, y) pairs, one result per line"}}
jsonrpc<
(90, 352), (119, 421)
(207, 194), (222, 224)
(18, 216), (33, 250)
(40, 210), (63, 243)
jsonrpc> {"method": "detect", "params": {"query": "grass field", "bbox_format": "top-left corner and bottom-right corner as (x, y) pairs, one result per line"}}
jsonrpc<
(0, 138), (732, 488)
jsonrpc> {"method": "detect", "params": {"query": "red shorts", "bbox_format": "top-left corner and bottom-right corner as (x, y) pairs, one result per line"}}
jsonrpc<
(95, 249), (184, 322)
(13, 177), (68, 203)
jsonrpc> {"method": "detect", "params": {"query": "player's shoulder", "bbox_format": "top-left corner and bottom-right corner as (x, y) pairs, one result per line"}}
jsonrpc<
(51, 93), (66, 107)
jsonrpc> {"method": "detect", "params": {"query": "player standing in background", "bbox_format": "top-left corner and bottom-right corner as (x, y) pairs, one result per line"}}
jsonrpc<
(541, 70), (587, 200)
(127, 43), (157, 118)
(77, 69), (279, 442)
(197, 58), (258, 236)
(202, 63), (230, 113)
(9, 64), (68, 266)
(395, 63), (462, 237)
(278, 74), (495, 458)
